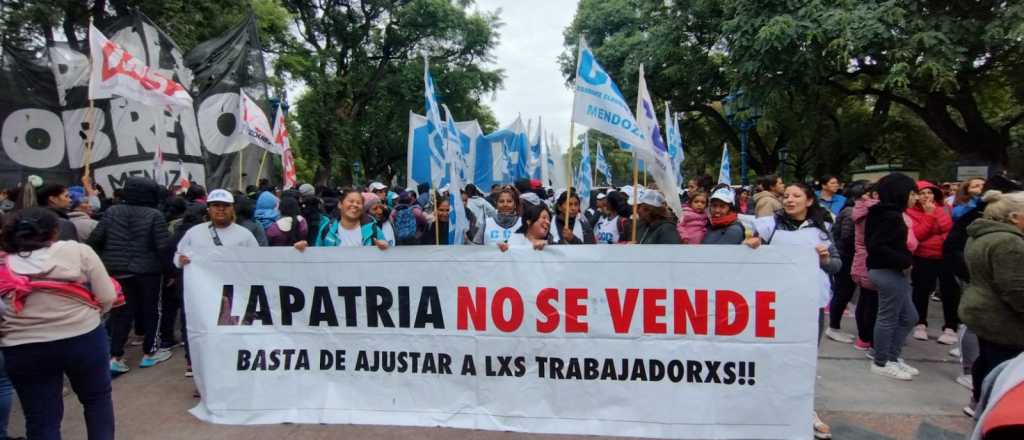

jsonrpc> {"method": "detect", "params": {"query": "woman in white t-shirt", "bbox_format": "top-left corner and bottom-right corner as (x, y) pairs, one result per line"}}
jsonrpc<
(314, 189), (389, 249)
(498, 204), (552, 252)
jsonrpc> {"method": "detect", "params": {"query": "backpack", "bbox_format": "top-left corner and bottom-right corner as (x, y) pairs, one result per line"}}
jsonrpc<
(394, 204), (418, 244)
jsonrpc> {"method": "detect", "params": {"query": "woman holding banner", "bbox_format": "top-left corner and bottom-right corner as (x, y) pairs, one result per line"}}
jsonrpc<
(701, 187), (746, 245)
(314, 190), (389, 249)
(473, 186), (522, 245)
(498, 204), (552, 252)
(743, 182), (840, 440)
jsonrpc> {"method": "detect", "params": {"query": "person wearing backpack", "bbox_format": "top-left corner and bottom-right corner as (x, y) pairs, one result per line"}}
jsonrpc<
(391, 191), (426, 246)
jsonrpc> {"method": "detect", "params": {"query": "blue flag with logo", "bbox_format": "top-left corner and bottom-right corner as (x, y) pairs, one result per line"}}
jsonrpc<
(575, 133), (593, 202)
(718, 143), (732, 186)
(443, 105), (468, 245)
(423, 59), (446, 189)
(571, 38), (646, 151)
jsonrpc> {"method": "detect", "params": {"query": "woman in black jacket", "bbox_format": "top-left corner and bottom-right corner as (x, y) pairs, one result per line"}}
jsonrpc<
(825, 180), (870, 343)
(865, 173), (919, 381)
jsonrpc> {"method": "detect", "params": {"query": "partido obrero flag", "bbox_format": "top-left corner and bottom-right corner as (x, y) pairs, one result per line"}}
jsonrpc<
(718, 143), (732, 186)
(595, 141), (612, 186)
(571, 38), (646, 152)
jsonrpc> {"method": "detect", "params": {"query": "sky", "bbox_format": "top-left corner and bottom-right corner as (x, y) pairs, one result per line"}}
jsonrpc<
(473, 0), (577, 153)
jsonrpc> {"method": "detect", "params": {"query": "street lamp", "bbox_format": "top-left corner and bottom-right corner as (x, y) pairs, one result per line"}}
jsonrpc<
(777, 145), (789, 178)
(722, 90), (763, 186)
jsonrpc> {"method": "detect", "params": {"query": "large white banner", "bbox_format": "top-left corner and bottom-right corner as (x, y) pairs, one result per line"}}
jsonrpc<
(184, 246), (819, 439)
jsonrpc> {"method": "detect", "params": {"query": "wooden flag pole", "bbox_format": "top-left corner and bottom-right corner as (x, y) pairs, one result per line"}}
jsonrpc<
(631, 151), (639, 243)
(82, 99), (97, 179)
(255, 150), (269, 184)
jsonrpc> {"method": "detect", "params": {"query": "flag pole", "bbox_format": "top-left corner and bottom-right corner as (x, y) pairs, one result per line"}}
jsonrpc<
(255, 150), (269, 184)
(432, 187), (440, 245)
(238, 148), (245, 192)
(631, 152), (639, 243)
(82, 100), (97, 179)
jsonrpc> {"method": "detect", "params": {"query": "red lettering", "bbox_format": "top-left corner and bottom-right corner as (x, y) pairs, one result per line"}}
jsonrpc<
(535, 288), (559, 333)
(492, 287), (524, 332)
(643, 288), (667, 334)
(457, 286), (486, 331)
(565, 288), (589, 333)
(673, 289), (708, 335)
(715, 290), (749, 336)
(755, 291), (777, 338)
(605, 288), (639, 333)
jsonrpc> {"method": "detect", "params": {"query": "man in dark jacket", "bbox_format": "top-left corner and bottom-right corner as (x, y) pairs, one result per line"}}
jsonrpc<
(36, 184), (79, 241)
(88, 177), (172, 374)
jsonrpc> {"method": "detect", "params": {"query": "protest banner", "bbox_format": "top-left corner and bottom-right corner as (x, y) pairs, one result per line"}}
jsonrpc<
(184, 245), (818, 439)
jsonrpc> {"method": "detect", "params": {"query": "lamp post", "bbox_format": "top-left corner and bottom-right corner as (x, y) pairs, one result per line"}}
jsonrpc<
(722, 90), (763, 186)
(778, 145), (789, 179)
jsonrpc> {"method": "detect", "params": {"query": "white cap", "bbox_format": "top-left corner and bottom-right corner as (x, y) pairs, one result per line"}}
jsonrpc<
(710, 187), (735, 205)
(207, 189), (235, 204)
(596, 193), (607, 200)
(638, 190), (665, 207)
(368, 181), (387, 191)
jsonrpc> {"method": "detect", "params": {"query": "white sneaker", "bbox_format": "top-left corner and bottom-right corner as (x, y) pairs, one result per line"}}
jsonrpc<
(871, 362), (913, 380)
(937, 329), (958, 345)
(949, 347), (962, 358)
(912, 324), (929, 340)
(896, 358), (920, 376)
(956, 374), (974, 391)
(825, 328), (855, 344)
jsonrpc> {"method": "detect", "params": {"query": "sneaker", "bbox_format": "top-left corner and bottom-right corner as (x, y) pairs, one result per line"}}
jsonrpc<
(160, 340), (184, 350)
(912, 324), (929, 341)
(871, 362), (913, 380)
(937, 329), (958, 345)
(854, 338), (872, 351)
(896, 358), (920, 376)
(956, 374), (974, 391)
(930, 292), (941, 302)
(110, 358), (130, 375)
(812, 411), (832, 439)
(185, 364), (194, 378)
(139, 348), (173, 368)
(963, 404), (975, 418)
(825, 328), (855, 344)
(949, 347), (962, 358)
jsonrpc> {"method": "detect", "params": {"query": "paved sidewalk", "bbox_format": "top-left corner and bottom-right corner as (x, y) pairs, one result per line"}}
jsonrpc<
(7, 303), (976, 439)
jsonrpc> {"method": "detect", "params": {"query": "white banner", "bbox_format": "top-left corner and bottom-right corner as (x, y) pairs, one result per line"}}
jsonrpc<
(185, 246), (819, 439)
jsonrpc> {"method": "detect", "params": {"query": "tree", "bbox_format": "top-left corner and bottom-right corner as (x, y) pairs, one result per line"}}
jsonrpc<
(722, 0), (1024, 171)
(278, 0), (503, 185)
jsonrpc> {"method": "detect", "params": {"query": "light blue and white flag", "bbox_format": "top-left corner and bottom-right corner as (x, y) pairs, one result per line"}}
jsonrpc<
(529, 117), (543, 180)
(546, 133), (568, 190)
(718, 143), (732, 186)
(673, 114), (685, 187)
(424, 59), (446, 189)
(634, 64), (682, 216)
(665, 102), (685, 187)
(595, 141), (612, 186)
(575, 133), (593, 202)
(480, 116), (529, 186)
(571, 38), (646, 151)
(442, 104), (468, 245)
(407, 113), (481, 190)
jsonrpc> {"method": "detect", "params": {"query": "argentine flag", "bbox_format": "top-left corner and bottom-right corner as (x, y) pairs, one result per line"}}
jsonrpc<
(718, 143), (732, 186)
(424, 59), (446, 189)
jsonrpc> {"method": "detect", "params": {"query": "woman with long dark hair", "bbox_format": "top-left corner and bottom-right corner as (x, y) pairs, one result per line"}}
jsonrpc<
(313, 189), (388, 249)
(0, 207), (119, 439)
(266, 196), (309, 248)
(498, 203), (553, 252)
(473, 185), (522, 245)
(552, 189), (593, 244)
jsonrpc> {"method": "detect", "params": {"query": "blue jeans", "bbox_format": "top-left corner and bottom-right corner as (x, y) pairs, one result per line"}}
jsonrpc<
(0, 352), (13, 436)
(869, 269), (918, 366)
(2, 325), (114, 440)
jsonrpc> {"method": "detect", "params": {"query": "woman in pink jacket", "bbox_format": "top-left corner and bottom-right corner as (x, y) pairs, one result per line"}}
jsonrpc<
(905, 180), (957, 344)
(677, 191), (708, 244)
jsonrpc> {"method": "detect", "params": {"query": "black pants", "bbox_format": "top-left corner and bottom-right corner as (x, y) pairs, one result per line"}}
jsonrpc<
(829, 260), (856, 330)
(854, 288), (878, 343)
(972, 337), (1024, 402)
(3, 325), (114, 440)
(910, 256), (960, 329)
(108, 274), (162, 357)
(159, 276), (183, 348)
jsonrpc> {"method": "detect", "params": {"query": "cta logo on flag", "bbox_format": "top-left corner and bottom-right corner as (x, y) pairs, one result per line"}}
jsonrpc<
(88, 24), (192, 108)
(571, 38), (646, 151)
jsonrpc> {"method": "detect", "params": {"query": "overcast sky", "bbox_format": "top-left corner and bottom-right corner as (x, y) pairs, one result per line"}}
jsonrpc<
(474, 0), (577, 152)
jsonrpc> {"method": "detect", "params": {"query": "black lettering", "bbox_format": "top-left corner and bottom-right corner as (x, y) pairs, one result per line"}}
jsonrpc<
(439, 353), (453, 375)
(335, 350), (345, 371)
(514, 356), (526, 377)
(601, 358), (618, 380)
(668, 360), (684, 382)
(423, 353), (437, 374)
(687, 360), (704, 383)
(704, 360), (722, 383)
(398, 286), (410, 327)
(295, 350), (310, 370)
(550, 357), (565, 379)
(566, 358), (582, 380)
(218, 284), (240, 325)
(366, 286), (395, 327)
(237, 350), (251, 370)
(268, 350), (281, 370)
(337, 287), (361, 327)
(414, 286), (445, 328)
(723, 361), (737, 384)
(252, 350), (267, 370)
(309, 286), (339, 326)
(355, 350), (369, 370)
(630, 358), (647, 381)
(243, 286), (273, 325)
(320, 350), (334, 370)
(409, 352), (421, 373)
(461, 355), (477, 376)
(279, 286), (305, 326)
(649, 359), (665, 381)
(584, 358), (599, 380)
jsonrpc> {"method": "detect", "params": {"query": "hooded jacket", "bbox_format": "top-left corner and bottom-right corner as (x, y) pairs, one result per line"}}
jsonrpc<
(753, 191), (782, 218)
(904, 180), (953, 259)
(676, 205), (708, 244)
(959, 219), (1024, 347)
(866, 173), (916, 271)
(254, 192), (280, 230)
(851, 198), (879, 289)
(87, 177), (170, 275)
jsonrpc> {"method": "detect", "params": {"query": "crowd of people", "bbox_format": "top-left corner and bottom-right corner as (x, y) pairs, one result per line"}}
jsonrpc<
(0, 169), (1021, 440)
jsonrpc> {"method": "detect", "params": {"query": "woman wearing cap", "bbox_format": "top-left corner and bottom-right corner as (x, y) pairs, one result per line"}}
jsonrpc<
(905, 180), (957, 344)
(0, 207), (119, 439)
(314, 189), (389, 249)
(744, 182), (840, 439)
(552, 189), (593, 244)
(473, 186), (522, 245)
(498, 203), (553, 252)
(635, 191), (681, 244)
(701, 187), (746, 245)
